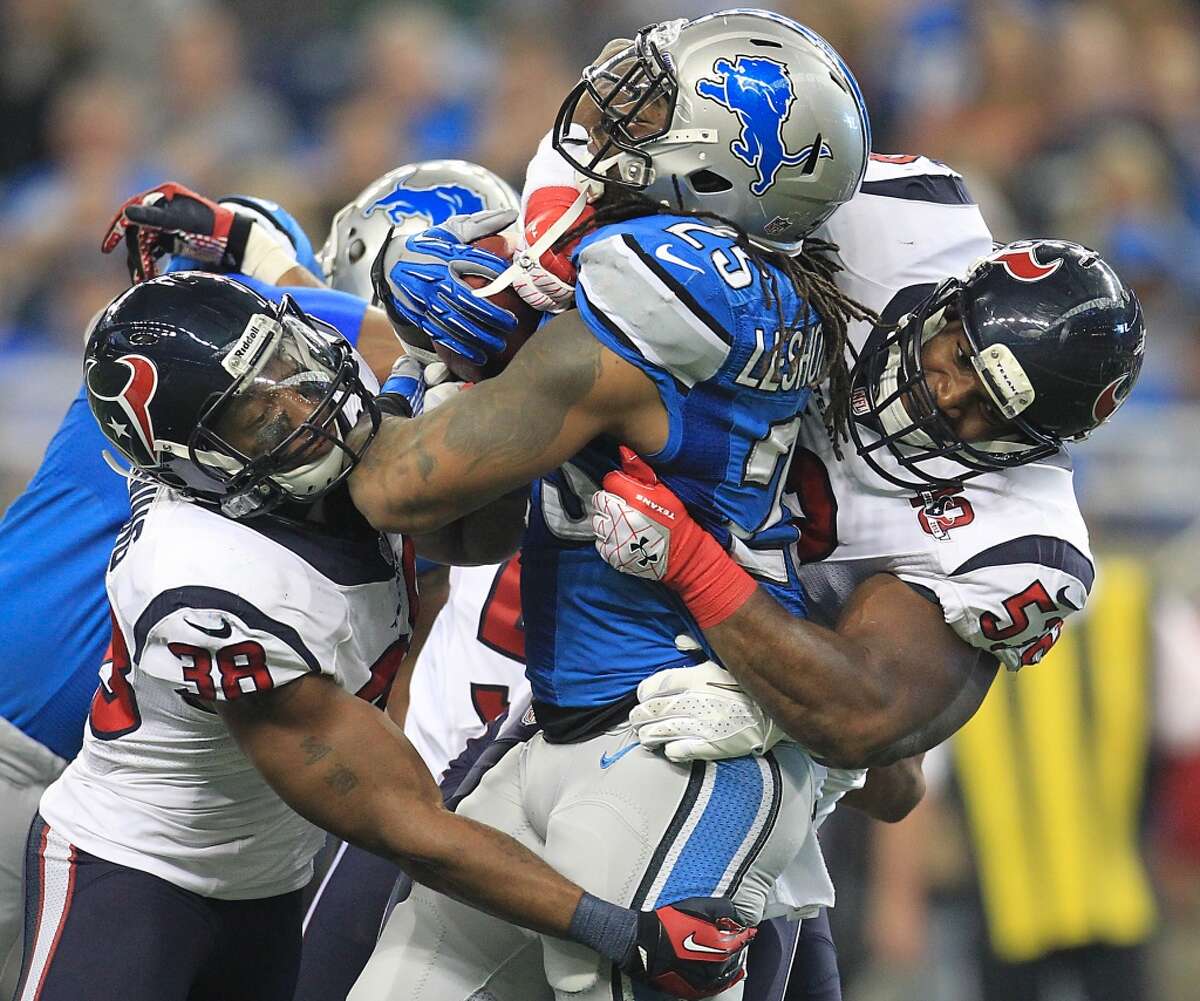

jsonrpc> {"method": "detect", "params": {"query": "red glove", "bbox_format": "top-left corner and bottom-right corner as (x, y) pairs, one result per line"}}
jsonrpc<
(102, 181), (252, 282)
(510, 185), (595, 311)
(626, 897), (756, 999)
(592, 447), (757, 629)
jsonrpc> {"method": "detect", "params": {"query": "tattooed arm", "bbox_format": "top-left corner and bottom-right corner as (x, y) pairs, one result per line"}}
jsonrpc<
(217, 673), (585, 934)
(349, 309), (668, 535)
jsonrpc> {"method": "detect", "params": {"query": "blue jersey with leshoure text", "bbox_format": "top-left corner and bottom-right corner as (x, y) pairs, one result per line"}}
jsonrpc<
(522, 214), (823, 719)
(0, 280), (368, 760)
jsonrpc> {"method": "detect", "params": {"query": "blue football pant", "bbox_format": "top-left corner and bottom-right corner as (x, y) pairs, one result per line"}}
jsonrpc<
(14, 814), (302, 1001)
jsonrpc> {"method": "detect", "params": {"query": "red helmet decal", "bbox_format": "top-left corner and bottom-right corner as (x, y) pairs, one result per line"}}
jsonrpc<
(1092, 374), (1130, 423)
(991, 245), (1063, 283)
(86, 354), (160, 464)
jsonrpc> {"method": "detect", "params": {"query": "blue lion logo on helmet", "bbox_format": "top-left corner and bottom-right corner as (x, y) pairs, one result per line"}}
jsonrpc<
(696, 55), (833, 196)
(364, 183), (486, 226)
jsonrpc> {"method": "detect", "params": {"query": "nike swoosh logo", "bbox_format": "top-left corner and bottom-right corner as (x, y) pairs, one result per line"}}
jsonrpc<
(599, 743), (638, 769)
(682, 933), (728, 955)
(1056, 586), (1082, 611)
(654, 243), (705, 274)
(185, 617), (232, 639)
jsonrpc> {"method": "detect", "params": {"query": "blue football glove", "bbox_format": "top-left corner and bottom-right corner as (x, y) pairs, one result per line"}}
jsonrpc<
(372, 209), (519, 368)
(377, 354), (426, 418)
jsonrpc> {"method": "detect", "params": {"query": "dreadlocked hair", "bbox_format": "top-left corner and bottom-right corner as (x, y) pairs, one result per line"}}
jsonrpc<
(561, 187), (880, 452)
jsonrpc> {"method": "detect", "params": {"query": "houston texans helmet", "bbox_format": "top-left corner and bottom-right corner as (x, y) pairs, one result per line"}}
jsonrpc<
(553, 9), (870, 251)
(848, 240), (1146, 490)
(85, 273), (380, 519)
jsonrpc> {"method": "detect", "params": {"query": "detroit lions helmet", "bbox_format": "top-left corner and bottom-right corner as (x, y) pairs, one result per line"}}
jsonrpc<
(848, 240), (1146, 490)
(553, 9), (870, 251)
(85, 273), (379, 519)
(319, 160), (519, 303)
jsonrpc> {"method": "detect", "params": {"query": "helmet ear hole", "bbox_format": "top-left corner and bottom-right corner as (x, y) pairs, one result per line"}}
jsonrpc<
(689, 169), (733, 193)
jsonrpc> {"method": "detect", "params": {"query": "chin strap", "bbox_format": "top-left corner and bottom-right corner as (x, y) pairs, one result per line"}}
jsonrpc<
(101, 450), (133, 479)
(470, 184), (596, 299)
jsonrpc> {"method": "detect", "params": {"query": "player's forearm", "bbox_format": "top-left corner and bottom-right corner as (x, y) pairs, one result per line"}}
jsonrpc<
(841, 756), (926, 823)
(351, 320), (612, 535)
(397, 810), (581, 936)
(356, 305), (406, 384)
(410, 488), (528, 566)
(222, 679), (582, 936)
(704, 589), (901, 766)
(349, 407), (493, 535)
(276, 263), (327, 288)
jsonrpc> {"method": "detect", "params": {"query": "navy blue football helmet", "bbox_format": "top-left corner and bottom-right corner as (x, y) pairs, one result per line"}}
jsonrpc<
(84, 273), (379, 518)
(848, 240), (1146, 490)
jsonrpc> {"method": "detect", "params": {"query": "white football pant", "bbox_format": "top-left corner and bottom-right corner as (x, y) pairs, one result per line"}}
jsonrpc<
(349, 723), (823, 1001)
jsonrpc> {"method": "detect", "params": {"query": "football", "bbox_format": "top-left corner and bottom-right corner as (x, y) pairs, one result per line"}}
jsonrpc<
(434, 233), (543, 382)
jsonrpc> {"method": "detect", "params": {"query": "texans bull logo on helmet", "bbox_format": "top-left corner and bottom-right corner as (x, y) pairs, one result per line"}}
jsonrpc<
(85, 354), (160, 465)
(988, 243), (1064, 283)
(1092, 373), (1134, 423)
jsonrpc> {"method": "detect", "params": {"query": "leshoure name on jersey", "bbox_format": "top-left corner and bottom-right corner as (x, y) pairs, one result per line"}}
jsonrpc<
(521, 212), (821, 726)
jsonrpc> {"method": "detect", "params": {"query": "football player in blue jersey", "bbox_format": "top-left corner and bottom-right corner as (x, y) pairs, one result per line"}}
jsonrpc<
(0, 186), (403, 996)
(329, 12), (880, 1001)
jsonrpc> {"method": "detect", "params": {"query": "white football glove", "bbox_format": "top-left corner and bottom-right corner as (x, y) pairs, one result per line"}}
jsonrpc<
(510, 256), (576, 312)
(631, 662), (787, 762)
(421, 361), (469, 411)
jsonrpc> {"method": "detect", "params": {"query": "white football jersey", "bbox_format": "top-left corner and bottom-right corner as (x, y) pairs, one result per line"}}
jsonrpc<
(798, 154), (1095, 671)
(404, 559), (530, 781)
(40, 479), (415, 900)
(769, 155), (1094, 916)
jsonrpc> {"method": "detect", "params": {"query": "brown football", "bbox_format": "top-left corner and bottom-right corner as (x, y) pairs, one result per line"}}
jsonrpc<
(434, 234), (543, 382)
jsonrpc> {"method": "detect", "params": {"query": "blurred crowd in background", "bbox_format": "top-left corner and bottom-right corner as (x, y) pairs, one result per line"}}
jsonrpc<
(1, 1), (1197, 1000)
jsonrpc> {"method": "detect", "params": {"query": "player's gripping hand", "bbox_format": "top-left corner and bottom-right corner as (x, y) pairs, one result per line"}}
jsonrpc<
(631, 662), (786, 762)
(102, 182), (296, 283)
(625, 897), (755, 1000)
(510, 184), (595, 312)
(377, 358), (465, 418)
(371, 209), (519, 368)
(591, 448), (757, 628)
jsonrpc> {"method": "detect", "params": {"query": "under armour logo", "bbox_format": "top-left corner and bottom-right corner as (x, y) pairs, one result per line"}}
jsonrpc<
(629, 536), (660, 568)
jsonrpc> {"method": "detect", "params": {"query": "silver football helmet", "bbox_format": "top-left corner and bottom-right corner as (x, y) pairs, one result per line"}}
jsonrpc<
(553, 9), (870, 251)
(318, 160), (520, 301)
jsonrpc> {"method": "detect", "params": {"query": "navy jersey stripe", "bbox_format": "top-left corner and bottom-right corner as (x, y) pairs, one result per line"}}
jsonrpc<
(132, 585), (321, 671)
(239, 490), (394, 587)
(619, 234), (734, 347)
(860, 173), (974, 206)
(951, 535), (1096, 592)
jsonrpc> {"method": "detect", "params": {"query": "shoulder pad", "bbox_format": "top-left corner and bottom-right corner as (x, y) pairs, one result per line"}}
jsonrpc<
(575, 220), (739, 388)
(864, 153), (966, 181)
(860, 153), (974, 206)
